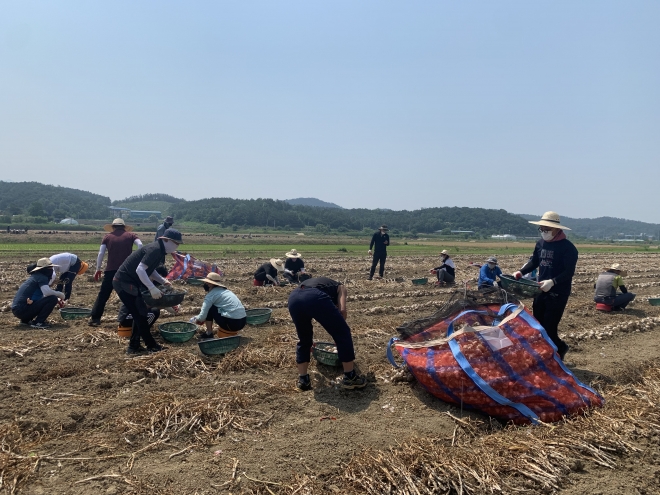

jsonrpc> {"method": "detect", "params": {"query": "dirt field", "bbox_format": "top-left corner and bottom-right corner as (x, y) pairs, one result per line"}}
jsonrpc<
(1, 251), (660, 494)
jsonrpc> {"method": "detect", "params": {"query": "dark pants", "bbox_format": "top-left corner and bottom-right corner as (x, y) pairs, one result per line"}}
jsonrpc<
(533, 292), (570, 355)
(595, 292), (636, 310)
(369, 251), (387, 278)
(113, 280), (158, 349)
(91, 270), (117, 320)
(288, 287), (356, 364)
(437, 269), (455, 284)
(12, 296), (59, 324)
(119, 308), (160, 329)
(55, 258), (81, 300)
(206, 305), (246, 332)
(283, 272), (311, 284)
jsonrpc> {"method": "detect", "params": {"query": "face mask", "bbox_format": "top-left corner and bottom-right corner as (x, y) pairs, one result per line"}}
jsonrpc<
(541, 231), (554, 241)
(163, 239), (178, 254)
(203, 283), (210, 292)
(488, 263), (496, 269)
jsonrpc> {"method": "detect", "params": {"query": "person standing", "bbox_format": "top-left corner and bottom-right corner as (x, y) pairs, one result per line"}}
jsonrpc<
(288, 277), (366, 390)
(594, 263), (635, 311)
(49, 252), (88, 303)
(189, 272), (247, 339)
(155, 216), (174, 241)
(478, 257), (502, 289)
(431, 250), (456, 286)
(514, 212), (578, 360)
(89, 218), (142, 326)
(113, 228), (184, 354)
(11, 258), (64, 329)
(368, 225), (390, 280)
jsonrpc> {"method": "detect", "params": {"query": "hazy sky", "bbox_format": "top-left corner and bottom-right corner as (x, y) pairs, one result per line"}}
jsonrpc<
(1, 1), (659, 222)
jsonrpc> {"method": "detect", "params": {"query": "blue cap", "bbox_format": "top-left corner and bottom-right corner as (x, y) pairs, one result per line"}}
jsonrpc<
(159, 228), (183, 243)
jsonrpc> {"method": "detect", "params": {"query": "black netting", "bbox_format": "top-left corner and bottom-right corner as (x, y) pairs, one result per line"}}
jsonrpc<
(396, 286), (520, 339)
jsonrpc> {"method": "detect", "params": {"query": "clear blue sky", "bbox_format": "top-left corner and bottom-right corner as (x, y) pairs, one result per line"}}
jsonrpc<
(1, 1), (658, 222)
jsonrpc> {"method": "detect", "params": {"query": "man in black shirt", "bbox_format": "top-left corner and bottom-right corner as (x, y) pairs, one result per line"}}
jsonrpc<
(113, 228), (183, 354)
(368, 225), (390, 280)
(513, 212), (577, 360)
(283, 249), (308, 283)
(288, 277), (367, 391)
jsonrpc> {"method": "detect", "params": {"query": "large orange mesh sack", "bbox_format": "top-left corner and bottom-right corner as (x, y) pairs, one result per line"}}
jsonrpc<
(387, 290), (603, 424)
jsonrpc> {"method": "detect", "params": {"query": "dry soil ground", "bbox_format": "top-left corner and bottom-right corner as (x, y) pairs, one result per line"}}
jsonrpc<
(1, 251), (660, 494)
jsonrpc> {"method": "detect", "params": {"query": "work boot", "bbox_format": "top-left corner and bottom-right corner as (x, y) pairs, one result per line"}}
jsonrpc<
(126, 346), (146, 355)
(297, 374), (312, 391)
(341, 373), (367, 390)
(147, 344), (165, 353)
(88, 318), (101, 327)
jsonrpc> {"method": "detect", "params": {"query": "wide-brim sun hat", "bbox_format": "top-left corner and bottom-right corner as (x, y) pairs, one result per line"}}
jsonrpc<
(104, 218), (133, 232)
(440, 250), (450, 256)
(159, 228), (184, 243)
(528, 211), (571, 231)
(30, 258), (55, 273)
(285, 249), (302, 258)
(270, 258), (285, 272)
(609, 263), (628, 276)
(379, 225), (389, 231)
(201, 272), (226, 288)
(486, 257), (498, 264)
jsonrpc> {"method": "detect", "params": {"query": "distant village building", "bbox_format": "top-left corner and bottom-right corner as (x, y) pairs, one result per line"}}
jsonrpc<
(107, 206), (161, 220)
(59, 218), (79, 225)
(491, 234), (517, 240)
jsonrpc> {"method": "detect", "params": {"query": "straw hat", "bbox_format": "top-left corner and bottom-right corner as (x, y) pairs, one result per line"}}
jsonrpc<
(486, 257), (498, 265)
(30, 258), (54, 273)
(528, 211), (571, 231)
(608, 263), (628, 276)
(285, 249), (302, 259)
(104, 218), (133, 232)
(201, 272), (226, 288)
(440, 250), (450, 256)
(270, 258), (285, 272)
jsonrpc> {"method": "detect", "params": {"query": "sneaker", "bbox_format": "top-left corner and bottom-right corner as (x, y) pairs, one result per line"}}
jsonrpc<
(297, 375), (312, 391)
(147, 344), (165, 353)
(367, 277), (373, 281)
(558, 344), (570, 361)
(20, 319), (31, 326)
(341, 374), (367, 390)
(126, 346), (146, 355)
(88, 318), (101, 327)
(30, 321), (52, 329)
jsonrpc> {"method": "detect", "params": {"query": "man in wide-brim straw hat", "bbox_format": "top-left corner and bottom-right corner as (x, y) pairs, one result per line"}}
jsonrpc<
(189, 272), (247, 339)
(253, 258), (284, 286)
(283, 248), (308, 284)
(513, 211), (578, 360)
(594, 263), (635, 311)
(89, 218), (143, 326)
(368, 225), (390, 280)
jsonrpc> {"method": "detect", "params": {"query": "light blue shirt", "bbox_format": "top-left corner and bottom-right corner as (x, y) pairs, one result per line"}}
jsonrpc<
(196, 287), (246, 321)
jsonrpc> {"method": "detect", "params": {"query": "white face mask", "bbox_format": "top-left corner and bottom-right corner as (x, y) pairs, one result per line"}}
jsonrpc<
(163, 239), (179, 254)
(541, 231), (554, 241)
(488, 263), (496, 269)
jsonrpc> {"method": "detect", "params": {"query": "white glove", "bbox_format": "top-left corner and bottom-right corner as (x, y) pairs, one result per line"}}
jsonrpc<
(56, 291), (66, 300)
(149, 286), (163, 299)
(539, 279), (555, 292)
(284, 269), (292, 275)
(368, 250), (372, 255)
(189, 317), (198, 324)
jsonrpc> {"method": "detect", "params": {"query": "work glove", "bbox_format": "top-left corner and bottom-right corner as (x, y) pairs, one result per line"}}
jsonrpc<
(513, 271), (523, 280)
(149, 286), (163, 299)
(56, 291), (66, 300)
(539, 279), (555, 292)
(368, 250), (372, 255)
(284, 269), (292, 275)
(94, 270), (103, 282)
(189, 317), (199, 324)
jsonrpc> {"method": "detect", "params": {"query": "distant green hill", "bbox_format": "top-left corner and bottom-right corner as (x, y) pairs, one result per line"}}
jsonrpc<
(285, 197), (343, 208)
(0, 181), (110, 219)
(518, 214), (660, 239)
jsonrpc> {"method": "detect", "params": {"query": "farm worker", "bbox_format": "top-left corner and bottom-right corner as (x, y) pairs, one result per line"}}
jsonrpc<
(430, 250), (456, 286)
(117, 303), (160, 334)
(89, 218), (143, 326)
(288, 277), (367, 390)
(513, 212), (577, 360)
(189, 272), (247, 339)
(113, 228), (183, 354)
(478, 257), (502, 289)
(283, 249), (307, 283)
(155, 216), (174, 241)
(11, 258), (64, 329)
(368, 224), (390, 280)
(253, 259), (284, 286)
(49, 252), (88, 303)
(594, 263), (636, 311)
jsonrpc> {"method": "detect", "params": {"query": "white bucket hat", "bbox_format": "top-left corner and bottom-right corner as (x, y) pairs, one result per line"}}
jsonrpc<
(201, 272), (226, 288)
(528, 211), (571, 231)
(285, 249), (302, 259)
(103, 218), (133, 232)
(270, 258), (285, 272)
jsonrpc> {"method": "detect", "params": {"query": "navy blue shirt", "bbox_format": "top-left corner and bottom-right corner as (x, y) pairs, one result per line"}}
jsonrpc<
(521, 238), (578, 296)
(369, 232), (390, 253)
(299, 277), (342, 304)
(12, 272), (51, 312)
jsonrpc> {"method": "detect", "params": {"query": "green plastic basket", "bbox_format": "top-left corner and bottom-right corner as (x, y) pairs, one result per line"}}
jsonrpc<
(141, 287), (187, 308)
(186, 277), (205, 286)
(59, 307), (92, 321)
(312, 341), (341, 367)
(649, 298), (660, 307)
(499, 274), (542, 298)
(411, 278), (428, 285)
(198, 336), (241, 355)
(159, 321), (197, 343)
(245, 308), (272, 325)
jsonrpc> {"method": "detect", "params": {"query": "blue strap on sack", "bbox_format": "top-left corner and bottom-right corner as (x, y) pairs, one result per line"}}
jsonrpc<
(387, 337), (400, 367)
(177, 254), (190, 280)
